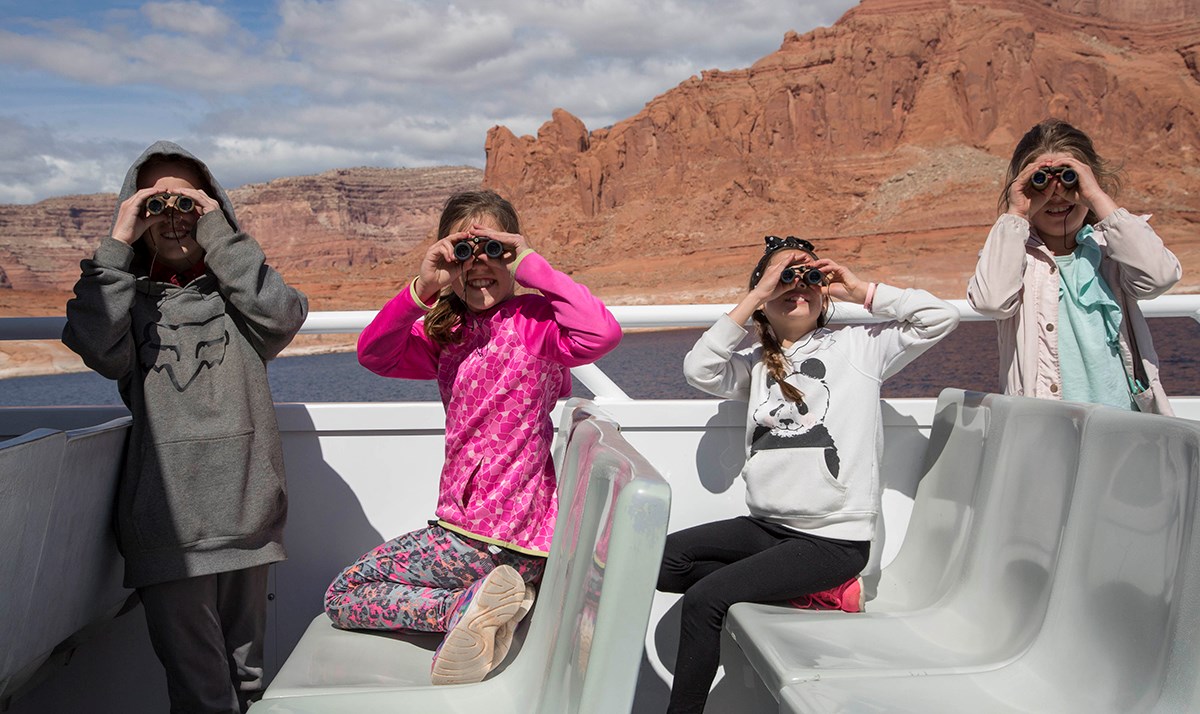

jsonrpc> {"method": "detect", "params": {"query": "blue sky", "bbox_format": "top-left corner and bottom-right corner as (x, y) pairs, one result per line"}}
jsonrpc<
(0, 0), (855, 203)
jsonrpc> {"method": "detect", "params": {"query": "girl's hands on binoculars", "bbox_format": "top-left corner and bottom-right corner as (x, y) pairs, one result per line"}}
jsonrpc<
(112, 187), (218, 245)
(811, 258), (868, 304)
(1010, 153), (1115, 222)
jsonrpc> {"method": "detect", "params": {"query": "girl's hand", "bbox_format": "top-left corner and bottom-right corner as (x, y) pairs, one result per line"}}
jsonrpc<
(413, 234), (462, 302)
(810, 258), (869, 304)
(1053, 155), (1118, 221)
(1007, 161), (1053, 220)
(112, 187), (168, 245)
(466, 223), (530, 259)
(169, 186), (221, 216)
(747, 255), (797, 305)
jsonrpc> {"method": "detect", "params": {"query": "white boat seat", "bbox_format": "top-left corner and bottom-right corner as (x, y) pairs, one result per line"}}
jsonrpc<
(725, 391), (1095, 695)
(779, 405), (1200, 712)
(0, 429), (68, 701)
(1, 419), (134, 706)
(252, 398), (672, 714)
(27, 420), (133, 664)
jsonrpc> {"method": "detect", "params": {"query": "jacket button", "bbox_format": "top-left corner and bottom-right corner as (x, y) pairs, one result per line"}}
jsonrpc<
(1047, 323), (1055, 332)
(1050, 383), (1059, 394)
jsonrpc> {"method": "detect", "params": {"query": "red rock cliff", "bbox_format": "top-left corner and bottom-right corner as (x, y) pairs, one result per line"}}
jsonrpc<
(484, 0), (1200, 300)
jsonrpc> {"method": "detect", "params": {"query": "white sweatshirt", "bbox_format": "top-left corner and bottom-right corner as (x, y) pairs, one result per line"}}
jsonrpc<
(683, 284), (959, 540)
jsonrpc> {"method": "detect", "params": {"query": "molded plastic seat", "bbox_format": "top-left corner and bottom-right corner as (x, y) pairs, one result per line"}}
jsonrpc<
(0, 429), (67, 700)
(780, 405), (1200, 713)
(725, 392), (1095, 695)
(25, 419), (133, 665)
(253, 399), (671, 714)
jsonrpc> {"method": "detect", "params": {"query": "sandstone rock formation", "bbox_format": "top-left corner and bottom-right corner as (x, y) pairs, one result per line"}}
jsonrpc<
(3, 0), (1200, 378)
(0, 166), (481, 302)
(484, 0), (1200, 301)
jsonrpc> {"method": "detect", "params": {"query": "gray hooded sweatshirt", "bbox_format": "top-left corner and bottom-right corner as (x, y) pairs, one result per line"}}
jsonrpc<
(63, 141), (308, 588)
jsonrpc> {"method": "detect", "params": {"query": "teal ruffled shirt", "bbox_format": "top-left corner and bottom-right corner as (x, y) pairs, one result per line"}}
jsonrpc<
(1053, 225), (1134, 410)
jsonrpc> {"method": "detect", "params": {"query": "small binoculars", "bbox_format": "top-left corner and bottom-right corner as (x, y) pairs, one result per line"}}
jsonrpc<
(145, 193), (195, 215)
(1030, 166), (1078, 190)
(781, 265), (824, 286)
(453, 236), (504, 262)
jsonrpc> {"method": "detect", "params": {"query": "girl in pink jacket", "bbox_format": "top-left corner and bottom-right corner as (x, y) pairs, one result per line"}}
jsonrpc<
(324, 190), (621, 685)
(968, 119), (1181, 414)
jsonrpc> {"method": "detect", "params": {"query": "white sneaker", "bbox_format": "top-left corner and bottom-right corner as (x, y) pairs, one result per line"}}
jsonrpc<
(430, 565), (527, 685)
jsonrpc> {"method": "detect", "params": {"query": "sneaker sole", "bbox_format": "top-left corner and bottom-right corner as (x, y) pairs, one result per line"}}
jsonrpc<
(431, 565), (526, 685)
(491, 583), (537, 667)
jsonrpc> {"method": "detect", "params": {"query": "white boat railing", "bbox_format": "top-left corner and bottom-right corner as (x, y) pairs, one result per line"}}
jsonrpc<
(4, 296), (1200, 401)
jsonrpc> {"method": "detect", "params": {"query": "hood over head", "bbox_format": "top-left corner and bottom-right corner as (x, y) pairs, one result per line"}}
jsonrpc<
(113, 141), (239, 235)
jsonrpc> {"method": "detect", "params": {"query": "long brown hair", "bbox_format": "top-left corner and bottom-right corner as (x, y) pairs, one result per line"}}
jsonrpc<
(747, 244), (827, 403)
(423, 190), (521, 345)
(998, 119), (1122, 225)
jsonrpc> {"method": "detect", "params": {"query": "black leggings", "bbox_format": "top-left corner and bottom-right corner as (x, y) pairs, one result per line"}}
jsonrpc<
(657, 516), (869, 714)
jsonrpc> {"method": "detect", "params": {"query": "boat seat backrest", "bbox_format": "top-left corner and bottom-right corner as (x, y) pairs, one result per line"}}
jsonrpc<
(26, 418), (132, 666)
(1013, 406), (1200, 710)
(871, 388), (993, 609)
(0, 429), (68, 699)
(252, 398), (671, 714)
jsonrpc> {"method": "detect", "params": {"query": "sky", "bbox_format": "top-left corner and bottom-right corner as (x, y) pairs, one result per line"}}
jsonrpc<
(0, 0), (856, 204)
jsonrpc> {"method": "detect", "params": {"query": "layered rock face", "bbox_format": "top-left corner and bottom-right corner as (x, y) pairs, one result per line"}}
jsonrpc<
(485, 0), (1200, 300)
(3, 0), (1200, 320)
(0, 166), (481, 306)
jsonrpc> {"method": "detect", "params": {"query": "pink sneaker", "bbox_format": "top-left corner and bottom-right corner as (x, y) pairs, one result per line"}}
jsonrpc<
(788, 577), (863, 613)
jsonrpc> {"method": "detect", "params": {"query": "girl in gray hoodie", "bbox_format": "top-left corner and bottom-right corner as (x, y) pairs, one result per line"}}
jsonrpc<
(63, 141), (307, 713)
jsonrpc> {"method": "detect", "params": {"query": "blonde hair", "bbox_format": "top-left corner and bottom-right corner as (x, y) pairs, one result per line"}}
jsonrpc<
(423, 190), (521, 345)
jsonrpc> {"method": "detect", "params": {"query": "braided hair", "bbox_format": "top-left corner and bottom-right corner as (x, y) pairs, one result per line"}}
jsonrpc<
(748, 236), (829, 403)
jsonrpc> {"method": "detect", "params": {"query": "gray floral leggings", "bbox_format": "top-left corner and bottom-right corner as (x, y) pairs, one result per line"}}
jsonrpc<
(324, 523), (544, 632)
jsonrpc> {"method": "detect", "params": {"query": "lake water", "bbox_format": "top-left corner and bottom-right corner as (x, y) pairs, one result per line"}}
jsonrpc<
(4, 319), (1200, 406)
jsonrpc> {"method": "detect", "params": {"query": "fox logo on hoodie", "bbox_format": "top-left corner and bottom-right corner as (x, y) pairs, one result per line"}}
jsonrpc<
(138, 315), (229, 392)
(750, 357), (840, 477)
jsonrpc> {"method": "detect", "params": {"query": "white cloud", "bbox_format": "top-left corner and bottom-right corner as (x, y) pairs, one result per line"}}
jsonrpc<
(142, 2), (236, 37)
(0, 0), (857, 203)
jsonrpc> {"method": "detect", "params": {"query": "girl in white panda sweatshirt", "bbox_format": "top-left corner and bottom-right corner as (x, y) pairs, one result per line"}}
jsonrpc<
(658, 235), (958, 714)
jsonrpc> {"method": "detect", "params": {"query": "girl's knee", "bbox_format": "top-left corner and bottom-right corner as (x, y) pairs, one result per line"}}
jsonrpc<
(657, 553), (692, 593)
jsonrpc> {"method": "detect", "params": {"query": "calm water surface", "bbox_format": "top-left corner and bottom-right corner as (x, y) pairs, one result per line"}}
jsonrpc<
(4, 320), (1200, 406)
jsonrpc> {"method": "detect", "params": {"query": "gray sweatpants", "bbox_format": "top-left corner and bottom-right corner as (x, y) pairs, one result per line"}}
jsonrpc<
(138, 564), (269, 714)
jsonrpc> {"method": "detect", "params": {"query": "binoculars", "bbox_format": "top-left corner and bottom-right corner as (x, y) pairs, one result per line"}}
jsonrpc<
(453, 236), (504, 262)
(1030, 166), (1078, 190)
(781, 265), (824, 286)
(145, 193), (195, 215)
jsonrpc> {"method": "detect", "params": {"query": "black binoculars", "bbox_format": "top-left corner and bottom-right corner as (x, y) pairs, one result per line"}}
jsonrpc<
(781, 265), (824, 286)
(145, 193), (195, 215)
(454, 236), (504, 262)
(1030, 166), (1078, 190)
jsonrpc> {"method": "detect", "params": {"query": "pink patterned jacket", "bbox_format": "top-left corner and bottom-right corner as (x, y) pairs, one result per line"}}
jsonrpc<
(358, 252), (621, 555)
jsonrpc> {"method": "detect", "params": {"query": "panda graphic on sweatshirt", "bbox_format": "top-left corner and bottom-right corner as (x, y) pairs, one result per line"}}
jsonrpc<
(750, 356), (841, 479)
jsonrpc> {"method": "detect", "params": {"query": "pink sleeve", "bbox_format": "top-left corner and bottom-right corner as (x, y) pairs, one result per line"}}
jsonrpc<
(357, 286), (440, 379)
(511, 252), (622, 367)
